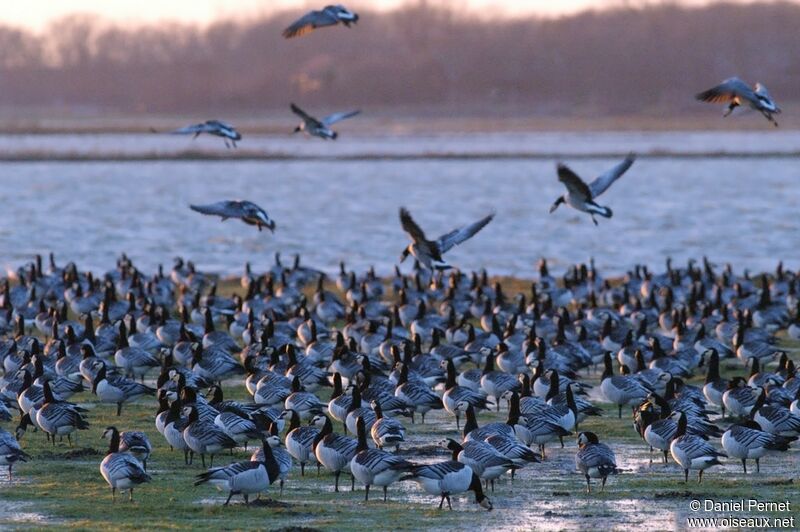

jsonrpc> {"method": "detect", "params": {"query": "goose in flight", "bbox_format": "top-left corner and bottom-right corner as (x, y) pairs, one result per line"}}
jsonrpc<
(549, 154), (636, 225)
(399, 207), (494, 270)
(696, 78), (781, 127)
(291, 103), (360, 140)
(167, 120), (242, 148)
(283, 5), (359, 39)
(189, 201), (276, 232)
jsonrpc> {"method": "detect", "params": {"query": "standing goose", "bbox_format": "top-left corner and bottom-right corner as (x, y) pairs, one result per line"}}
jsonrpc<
(441, 358), (492, 429)
(600, 352), (650, 418)
(441, 438), (517, 493)
(369, 400), (406, 450)
(398, 207), (495, 270)
(100, 426), (152, 502)
(282, 4), (359, 38)
(696, 77), (781, 126)
(400, 461), (492, 511)
(350, 416), (414, 501)
(549, 154), (636, 225)
(393, 362), (443, 424)
(670, 413), (726, 482)
(290, 103), (360, 140)
(250, 423), (292, 496)
(721, 420), (796, 473)
(575, 431), (620, 493)
(195, 437), (280, 506)
(702, 349), (729, 416)
(182, 405), (237, 467)
(284, 376), (326, 421)
(162, 399), (191, 464)
(92, 364), (155, 416)
(118, 431), (153, 471)
(0, 427), (29, 478)
(479, 352), (520, 410)
(283, 409), (320, 476)
(36, 381), (90, 446)
(722, 377), (761, 418)
(312, 414), (358, 492)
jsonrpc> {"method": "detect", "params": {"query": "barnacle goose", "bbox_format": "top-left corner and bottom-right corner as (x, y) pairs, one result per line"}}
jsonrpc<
(441, 437), (516, 492)
(182, 405), (237, 467)
(312, 414), (358, 492)
(0, 427), (29, 478)
(721, 420), (796, 473)
(283, 409), (320, 476)
(400, 461), (492, 510)
(575, 431), (620, 492)
(600, 352), (650, 418)
(670, 413), (726, 482)
(350, 416), (414, 501)
(195, 437), (280, 505)
(100, 426), (152, 501)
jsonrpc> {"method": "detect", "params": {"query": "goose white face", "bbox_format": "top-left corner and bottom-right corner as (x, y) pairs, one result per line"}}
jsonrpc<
(181, 406), (193, 417)
(454, 400), (470, 412)
(577, 432), (592, 446)
(101, 427), (114, 440)
(266, 435), (281, 448)
(310, 415), (326, 427)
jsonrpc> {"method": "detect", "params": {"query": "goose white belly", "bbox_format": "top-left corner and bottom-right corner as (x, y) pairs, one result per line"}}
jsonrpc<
(96, 380), (125, 403)
(230, 465), (268, 494)
(164, 423), (188, 450)
(721, 431), (767, 460)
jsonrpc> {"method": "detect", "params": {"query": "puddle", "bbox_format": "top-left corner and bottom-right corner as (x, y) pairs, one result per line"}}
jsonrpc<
(0, 501), (55, 526)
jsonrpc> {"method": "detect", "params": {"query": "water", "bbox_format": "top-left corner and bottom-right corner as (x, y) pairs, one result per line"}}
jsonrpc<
(0, 131), (798, 278)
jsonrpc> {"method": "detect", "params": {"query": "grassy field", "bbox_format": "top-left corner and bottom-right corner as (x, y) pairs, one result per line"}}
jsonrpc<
(1, 277), (799, 531)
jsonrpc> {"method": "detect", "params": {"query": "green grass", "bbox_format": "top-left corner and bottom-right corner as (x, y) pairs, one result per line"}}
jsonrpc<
(1, 277), (799, 530)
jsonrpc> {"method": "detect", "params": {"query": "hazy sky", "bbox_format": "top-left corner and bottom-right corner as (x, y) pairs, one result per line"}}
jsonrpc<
(4, 0), (650, 30)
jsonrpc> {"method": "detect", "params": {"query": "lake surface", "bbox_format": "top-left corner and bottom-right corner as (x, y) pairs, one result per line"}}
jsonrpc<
(0, 131), (798, 278)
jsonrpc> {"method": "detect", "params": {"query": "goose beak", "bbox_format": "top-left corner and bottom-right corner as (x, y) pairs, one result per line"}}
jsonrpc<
(549, 197), (564, 213)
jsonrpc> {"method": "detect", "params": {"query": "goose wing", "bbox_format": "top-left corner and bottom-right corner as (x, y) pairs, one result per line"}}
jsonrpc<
(695, 77), (754, 104)
(588, 154), (635, 199)
(290, 103), (323, 128)
(190, 201), (245, 221)
(409, 460), (465, 479)
(557, 164), (592, 202)
(322, 110), (361, 126)
(399, 208), (441, 259)
(170, 123), (209, 135)
(436, 212), (494, 255)
(283, 9), (339, 38)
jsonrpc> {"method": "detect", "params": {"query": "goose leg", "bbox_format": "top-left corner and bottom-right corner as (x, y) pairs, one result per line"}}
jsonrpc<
(591, 215), (598, 226)
(300, 462), (305, 476)
(684, 469), (688, 483)
(243, 494), (249, 506)
(351, 474), (355, 492)
(742, 459), (747, 474)
(455, 413), (460, 430)
(662, 450), (668, 465)
(129, 488), (134, 502)
(617, 405), (622, 419)
(280, 479), (284, 496)
(210, 454), (214, 468)
(601, 476), (607, 491)
(224, 491), (234, 506)
(201, 454), (206, 468)
(364, 484), (370, 501)
(116, 403), (122, 416)
(438, 495), (445, 509)
(446, 495), (452, 510)
(585, 475), (591, 493)
(112, 487), (116, 502)
(383, 486), (388, 502)
(755, 458), (760, 473)
(334, 471), (340, 492)
(698, 470), (703, 483)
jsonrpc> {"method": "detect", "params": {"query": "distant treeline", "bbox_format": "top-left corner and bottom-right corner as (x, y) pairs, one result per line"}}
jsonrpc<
(0, 2), (797, 115)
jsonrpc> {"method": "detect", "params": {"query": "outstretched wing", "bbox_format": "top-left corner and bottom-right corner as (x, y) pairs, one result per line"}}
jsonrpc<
(695, 77), (754, 104)
(283, 10), (339, 38)
(588, 154), (635, 198)
(436, 212), (495, 254)
(399, 207), (429, 244)
(190, 201), (244, 220)
(170, 123), (207, 135)
(290, 103), (323, 128)
(557, 164), (592, 202)
(322, 110), (361, 126)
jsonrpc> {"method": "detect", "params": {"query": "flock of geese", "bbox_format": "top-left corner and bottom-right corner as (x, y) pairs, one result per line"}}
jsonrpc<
(0, 2), (794, 520)
(0, 251), (799, 510)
